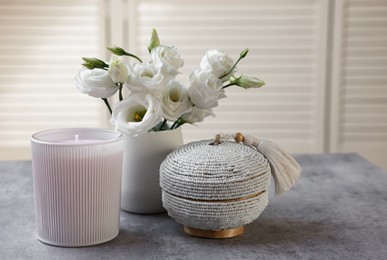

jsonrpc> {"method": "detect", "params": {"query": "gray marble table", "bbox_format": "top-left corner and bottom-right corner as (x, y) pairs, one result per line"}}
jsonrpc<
(1, 154), (387, 260)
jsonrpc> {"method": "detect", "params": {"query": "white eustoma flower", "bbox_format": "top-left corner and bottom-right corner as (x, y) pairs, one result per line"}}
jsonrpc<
(108, 56), (129, 83)
(151, 45), (184, 78)
(110, 94), (163, 137)
(75, 68), (118, 98)
(182, 106), (215, 124)
(200, 49), (235, 81)
(126, 63), (165, 96)
(161, 81), (192, 121)
(187, 68), (225, 109)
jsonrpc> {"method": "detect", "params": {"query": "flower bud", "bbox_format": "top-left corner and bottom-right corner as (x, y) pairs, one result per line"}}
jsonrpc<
(107, 46), (143, 63)
(235, 75), (265, 89)
(240, 48), (249, 59)
(82, 57), (108, 70)
(148, 28), (160, 53)
(108, 56), (129, 83)
(107, 46), (127, 56)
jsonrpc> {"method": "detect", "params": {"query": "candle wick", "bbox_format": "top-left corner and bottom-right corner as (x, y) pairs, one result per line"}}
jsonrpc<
(75, 135), (79, 142)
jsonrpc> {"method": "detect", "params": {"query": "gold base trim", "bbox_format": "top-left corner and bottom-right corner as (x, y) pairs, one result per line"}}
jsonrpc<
(184, 226), (244, 239)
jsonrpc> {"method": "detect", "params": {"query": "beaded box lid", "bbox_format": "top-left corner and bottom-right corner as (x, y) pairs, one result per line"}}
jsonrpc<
(160, 140), (271, 201)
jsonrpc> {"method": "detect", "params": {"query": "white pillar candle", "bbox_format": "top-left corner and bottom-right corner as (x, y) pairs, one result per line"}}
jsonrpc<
(31, 128), (123, 247)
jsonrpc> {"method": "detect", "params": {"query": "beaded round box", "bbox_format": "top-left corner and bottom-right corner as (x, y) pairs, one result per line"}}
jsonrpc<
(160, 133), (301, 238)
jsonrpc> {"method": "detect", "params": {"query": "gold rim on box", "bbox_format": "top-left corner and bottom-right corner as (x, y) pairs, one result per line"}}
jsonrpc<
(184, 226), (245, 239)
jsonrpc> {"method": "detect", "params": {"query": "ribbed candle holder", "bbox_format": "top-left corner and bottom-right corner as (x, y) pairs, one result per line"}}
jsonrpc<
(31, 128), (124, 247)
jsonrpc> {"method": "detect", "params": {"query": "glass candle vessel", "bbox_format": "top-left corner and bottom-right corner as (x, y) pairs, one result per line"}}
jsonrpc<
(31, 128), (123, 247)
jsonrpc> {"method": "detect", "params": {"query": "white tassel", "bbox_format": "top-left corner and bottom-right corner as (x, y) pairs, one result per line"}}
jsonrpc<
(241, 134), (301, 195)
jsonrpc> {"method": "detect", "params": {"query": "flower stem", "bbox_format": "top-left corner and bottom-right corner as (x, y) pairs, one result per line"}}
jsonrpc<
(173, 120), (184, 129)
(125, 52), (143, 63)
(219, 48), (249, 80)
(159, 119), (168, 131)
(222, 83), (237, 89)
(102, 98), (112, 114)
(219, 57), (242, 80)
(171, 116), (183, 129)
(119, 83), (123, 101)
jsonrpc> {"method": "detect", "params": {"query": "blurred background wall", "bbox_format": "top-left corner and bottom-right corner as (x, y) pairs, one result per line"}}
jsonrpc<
(0, 0), (386, 171)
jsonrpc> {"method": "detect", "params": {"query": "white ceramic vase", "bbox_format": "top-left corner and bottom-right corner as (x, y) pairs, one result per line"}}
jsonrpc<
(121, 128), (183, 214)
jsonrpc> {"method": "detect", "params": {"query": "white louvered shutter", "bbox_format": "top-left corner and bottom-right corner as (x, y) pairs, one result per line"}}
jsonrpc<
(0, 0), (106, 160)
(330, 0), (387, 169)
(117, 0), (330, 153)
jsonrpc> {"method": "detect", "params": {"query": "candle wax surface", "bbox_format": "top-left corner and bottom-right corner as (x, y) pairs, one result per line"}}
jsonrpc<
(59, 139), (105, 144)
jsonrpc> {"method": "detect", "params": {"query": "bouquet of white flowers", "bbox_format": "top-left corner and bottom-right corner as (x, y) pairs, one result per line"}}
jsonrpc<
(75, 29), (264, 137)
